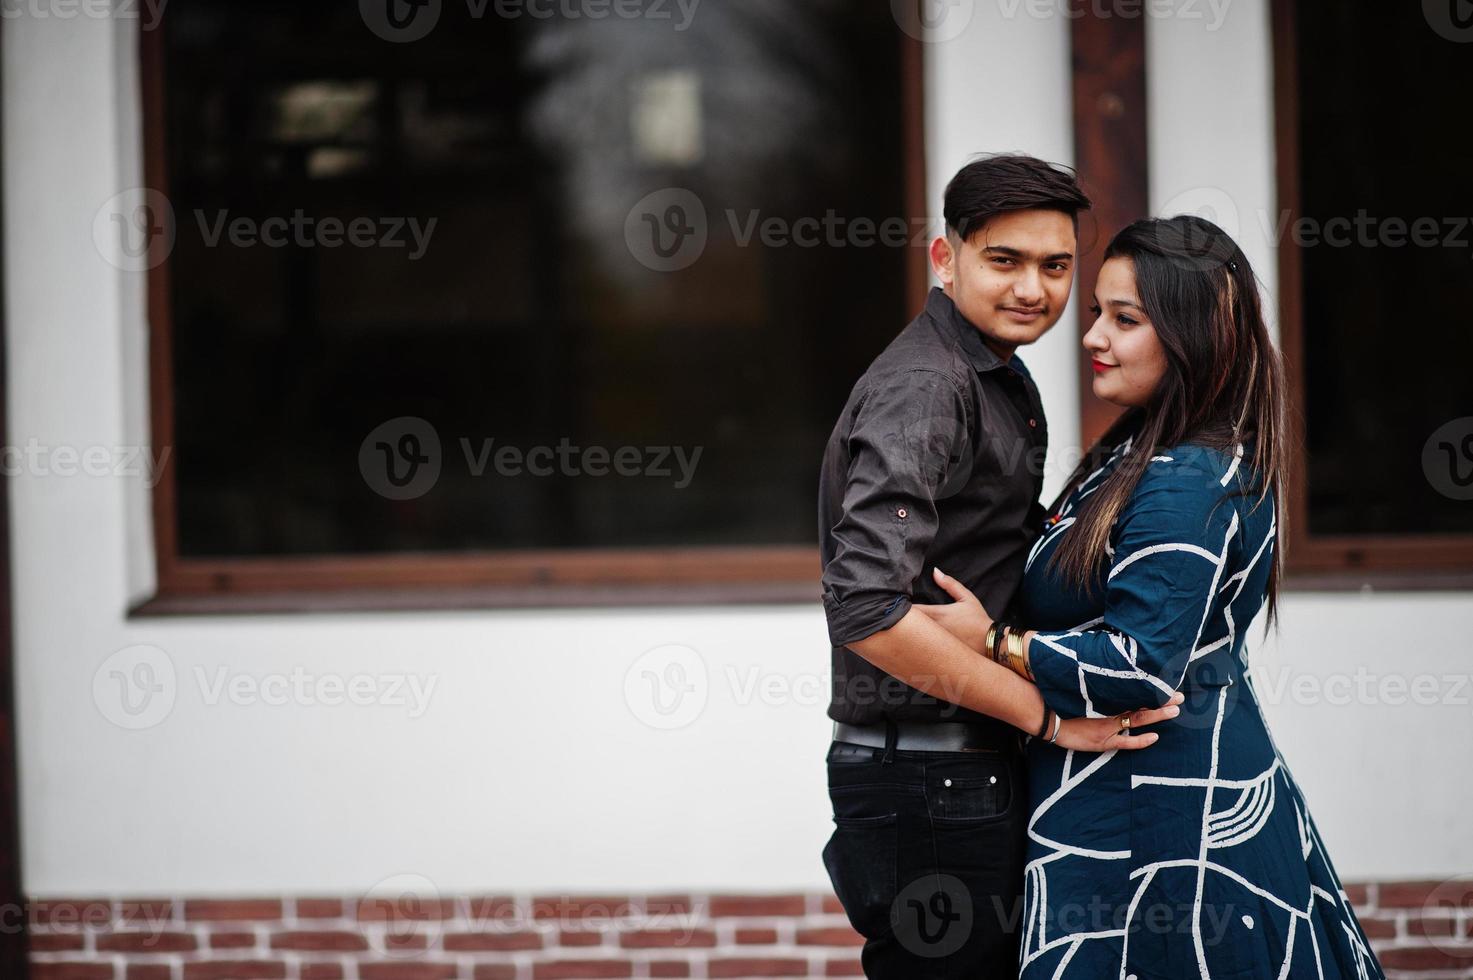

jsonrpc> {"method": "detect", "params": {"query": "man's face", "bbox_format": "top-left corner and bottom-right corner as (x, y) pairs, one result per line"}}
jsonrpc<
(930, 209), (1078, 355)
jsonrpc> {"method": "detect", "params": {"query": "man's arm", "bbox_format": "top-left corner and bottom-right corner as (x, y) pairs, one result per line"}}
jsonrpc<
(849, 607), (1049, 734)
(821, 368), (967, 647)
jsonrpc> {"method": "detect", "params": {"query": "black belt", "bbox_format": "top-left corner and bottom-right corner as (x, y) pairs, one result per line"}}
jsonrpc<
(833, 719), (1011, 753)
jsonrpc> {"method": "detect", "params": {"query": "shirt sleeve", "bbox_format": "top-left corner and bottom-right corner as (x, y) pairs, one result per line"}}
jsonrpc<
(1027, 455), (1241, 717)
(821, 368), (971, 648)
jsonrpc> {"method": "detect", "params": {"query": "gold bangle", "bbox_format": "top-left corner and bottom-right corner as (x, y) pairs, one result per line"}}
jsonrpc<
(1011, 629), (1034, 681)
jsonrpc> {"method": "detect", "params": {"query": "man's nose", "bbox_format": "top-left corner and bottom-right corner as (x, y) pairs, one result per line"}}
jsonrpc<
(1013, 267), (1044, 305)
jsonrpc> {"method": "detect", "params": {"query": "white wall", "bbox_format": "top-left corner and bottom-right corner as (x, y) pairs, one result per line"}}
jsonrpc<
(3, 2), (1469, 898)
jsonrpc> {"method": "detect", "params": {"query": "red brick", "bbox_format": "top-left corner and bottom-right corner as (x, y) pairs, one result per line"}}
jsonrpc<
(97, 930), (198, 952)
(296, 898), (345, 919)
(531, 961), (634, 979)
(1377, 880), (1446, 908)
(531, 896), (636, 922)
(356, 897), (457, 922)
(1407, 914), (1457, 937)
(30, 899), (113, 929)
(707, 958), (808, 977)
(1378, 946), (1473, 970)
(821, 894), (845, 915)
(1341, 882), (1369, 907)
(127, 966), (174, 980)
(442, 929), (544, 951)
(467, 895), (520, 924)
(797, 926), (864, 947)
(384, 931), (431, 952)
(28, 932), (85, 952)
(619, 928), (715, 949)
(301, 966), (346, 980)
(474, 968), (519, 980)
(649, 963), (691, 978)
(735, 927), (779, 944)
(825, 959), (865, 977)
(183, 963), (288, 980)
(210, 930), (257, 949)
(708, 895), (806, 918)
(560, 929), (607, 947)
(358, 966), (460, 980)
(184, 899), (283, 922)
(645, 895), (693, 917)
(1357, 915), (1397, 940)
(32, 966), (116, 980)
(271, 929), (369, 951)
(118, 899), (175, 926)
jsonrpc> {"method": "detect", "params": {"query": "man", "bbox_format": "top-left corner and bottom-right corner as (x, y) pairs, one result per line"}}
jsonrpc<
(816, 154), (1087, 977)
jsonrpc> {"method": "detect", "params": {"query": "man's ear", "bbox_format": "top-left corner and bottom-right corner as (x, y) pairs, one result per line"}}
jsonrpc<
(929, 234), (956, 286)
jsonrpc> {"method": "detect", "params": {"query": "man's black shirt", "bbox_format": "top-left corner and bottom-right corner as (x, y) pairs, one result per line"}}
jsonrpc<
(819, 287), (1049, 726)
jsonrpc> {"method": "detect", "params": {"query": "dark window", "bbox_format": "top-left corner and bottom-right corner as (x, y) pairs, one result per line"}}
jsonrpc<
(144, 1), (922, 601)
(1275, 0), (1473, 578)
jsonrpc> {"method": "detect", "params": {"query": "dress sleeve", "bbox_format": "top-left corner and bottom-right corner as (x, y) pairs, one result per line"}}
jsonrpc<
(821, 368), (971, 648)
(1027, 453), (1241, 717)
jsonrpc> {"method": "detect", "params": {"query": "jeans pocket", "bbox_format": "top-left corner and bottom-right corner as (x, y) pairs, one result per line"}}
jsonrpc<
(926, 757), (1013, 823)
(822, 812), (899, 940)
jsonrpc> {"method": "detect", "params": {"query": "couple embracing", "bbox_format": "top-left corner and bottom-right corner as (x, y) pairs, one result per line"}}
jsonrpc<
(817, 154), (1385, 979)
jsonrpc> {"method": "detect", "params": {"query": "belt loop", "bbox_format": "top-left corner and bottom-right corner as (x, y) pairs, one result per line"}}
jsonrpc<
(881, 717), (899, 764)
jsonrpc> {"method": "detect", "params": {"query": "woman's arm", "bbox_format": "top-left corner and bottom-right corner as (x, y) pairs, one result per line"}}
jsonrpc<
(907, 569), (1183, 748)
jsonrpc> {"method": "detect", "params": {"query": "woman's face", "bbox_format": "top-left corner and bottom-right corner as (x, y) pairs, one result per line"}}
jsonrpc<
(1083, 256), (1168, 408)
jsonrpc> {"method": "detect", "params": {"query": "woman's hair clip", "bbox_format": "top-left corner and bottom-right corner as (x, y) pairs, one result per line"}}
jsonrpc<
(1228, 260), (1239, 272)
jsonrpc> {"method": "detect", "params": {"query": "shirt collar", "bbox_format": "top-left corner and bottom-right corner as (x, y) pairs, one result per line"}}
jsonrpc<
(925, 286), (1017, 375)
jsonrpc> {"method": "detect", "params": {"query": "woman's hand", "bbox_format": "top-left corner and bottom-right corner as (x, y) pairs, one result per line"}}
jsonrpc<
(912, 567), (993, 653)
(1051, 692), (1185, 752)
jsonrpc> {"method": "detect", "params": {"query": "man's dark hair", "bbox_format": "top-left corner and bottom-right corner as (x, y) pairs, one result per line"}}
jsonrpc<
(942, 153), (1091, 242)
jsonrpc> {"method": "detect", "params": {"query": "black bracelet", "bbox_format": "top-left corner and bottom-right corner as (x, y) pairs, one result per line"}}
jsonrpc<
(1036, 706), (1053, 740)
(990, 620), (1009, 664)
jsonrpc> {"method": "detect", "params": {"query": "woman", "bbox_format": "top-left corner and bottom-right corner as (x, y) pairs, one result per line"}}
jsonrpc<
(919, 216), (1385, 978)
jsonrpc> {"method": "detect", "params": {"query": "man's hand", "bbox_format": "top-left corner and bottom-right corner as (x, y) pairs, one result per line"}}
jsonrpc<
(1051, 692), (1185, 752)
(911, 567), (993, 653)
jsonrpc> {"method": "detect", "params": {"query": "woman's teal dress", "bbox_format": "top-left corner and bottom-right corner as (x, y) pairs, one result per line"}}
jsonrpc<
(1013, 437), (1384, 979)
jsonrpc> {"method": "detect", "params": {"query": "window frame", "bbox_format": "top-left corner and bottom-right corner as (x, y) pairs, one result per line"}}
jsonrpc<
(134, 22), (930, 614)
(1270, 0), (1473, 589)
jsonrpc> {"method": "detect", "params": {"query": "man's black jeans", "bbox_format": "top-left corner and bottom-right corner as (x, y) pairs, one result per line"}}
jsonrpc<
(822, 731), (1028, 979)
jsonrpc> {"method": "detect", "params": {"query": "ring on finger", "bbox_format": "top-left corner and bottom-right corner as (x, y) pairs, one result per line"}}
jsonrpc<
(1117, 712), (1132, 733)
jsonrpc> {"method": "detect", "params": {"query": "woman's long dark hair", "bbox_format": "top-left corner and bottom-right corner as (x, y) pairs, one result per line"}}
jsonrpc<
(1047, 215), (1288, 626)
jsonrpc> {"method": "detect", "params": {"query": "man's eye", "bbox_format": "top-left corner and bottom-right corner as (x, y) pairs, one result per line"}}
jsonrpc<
(1045, 262), (1068, 272)
(991, 257), (1014, 266)
(1088, 303), (1102, 315)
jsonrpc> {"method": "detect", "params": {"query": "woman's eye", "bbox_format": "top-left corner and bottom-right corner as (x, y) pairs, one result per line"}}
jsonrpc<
(1117, 315), (1138, 326)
